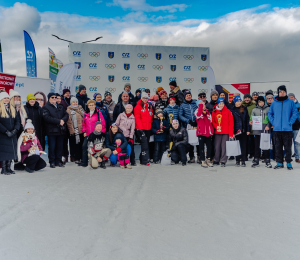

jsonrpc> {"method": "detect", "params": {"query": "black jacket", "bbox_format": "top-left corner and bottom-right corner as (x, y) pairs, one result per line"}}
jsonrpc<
(105, 132), (128, 153)
(169, 126), (188, 149)
(171, 87), (184, 106)
(155, 100), (168, 111)
(76, 93), (90, 111)
(118, 92), (135, 105)
(42, 102), (69, 136)
(206, 100), (217, 114)
(230, 105), (250, 134)
(61, 96), (71, 111)
(113, 101), (134, 122)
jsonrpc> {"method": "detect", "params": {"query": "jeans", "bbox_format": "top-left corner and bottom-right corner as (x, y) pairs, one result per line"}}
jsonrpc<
(293, 130), (300, 159)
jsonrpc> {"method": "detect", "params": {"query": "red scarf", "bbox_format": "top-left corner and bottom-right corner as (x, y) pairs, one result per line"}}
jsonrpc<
(126, 112), (132, 118)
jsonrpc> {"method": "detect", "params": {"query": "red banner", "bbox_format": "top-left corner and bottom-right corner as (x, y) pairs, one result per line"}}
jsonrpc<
(0, 73), (16, 93)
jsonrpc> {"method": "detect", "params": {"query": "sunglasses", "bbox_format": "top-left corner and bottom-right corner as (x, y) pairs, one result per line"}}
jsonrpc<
(199, 95), (206, 98)
(50, 97), (57, 99)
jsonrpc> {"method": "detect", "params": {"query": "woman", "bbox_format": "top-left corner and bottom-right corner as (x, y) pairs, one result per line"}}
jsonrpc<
(134, 92), (154, 166)
(103, 91), (116, 122)
(168, 119), (188, 166)
(115, 104), (136, 166)
(94, 93), (110, 129)
(34, 92), (46, 107)
(0, 92), (21, 175)
(66, 97), (85, 164)
(80, 100), (106, 167)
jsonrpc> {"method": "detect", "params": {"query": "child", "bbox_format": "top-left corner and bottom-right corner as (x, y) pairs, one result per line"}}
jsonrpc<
(87, 122), (112, 169)
(163, 97), (180, 125)
(151, 109), (170, 163)
(195, 100), (214, 168)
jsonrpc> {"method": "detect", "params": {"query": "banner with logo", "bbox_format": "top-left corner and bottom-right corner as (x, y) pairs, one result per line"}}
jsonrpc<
(215, 83), (250, 102)
(55, 63), (78, 95)
(68, 43), (210, 100)
(0, 73), (16, 93)
(0, 40), (3, 73)
(24, 31), (37, 77)
(57, 59), (63, 71)
(49, 47), (58, 93)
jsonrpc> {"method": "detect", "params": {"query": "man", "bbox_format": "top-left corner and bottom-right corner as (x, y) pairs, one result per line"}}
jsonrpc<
(145, 89), (151, 98)
(252, 91), (259, 102)
(42, 93), (69, 168)
(265, 89), (274, 97)
(206, 90), (219, 113)
(179, 91), (198, 163)
(61, 89), (71, 110)
(113, 92), (134, 122)
(266, 95), (274, 107)
(198, 92), (208, 104)
(134, 89), (141, 104)
(155, 90), (169, 110)
(268, 85), (298, 170)
(103, 91), (116, 122)
(169, 81), (184, 106)
(76, 85), (90, 111)
(118, 83), (135, 104)
(60, 89), (71, 163)
(288, 93), (300, 163)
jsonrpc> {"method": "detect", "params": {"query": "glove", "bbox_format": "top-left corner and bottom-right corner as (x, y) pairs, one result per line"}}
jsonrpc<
(156, 129), (162, 134)
(115, 147), (122, 154)
(5, 131), (13, 138)
(11, 129), (18, 136)
(128, 138), (134, 144)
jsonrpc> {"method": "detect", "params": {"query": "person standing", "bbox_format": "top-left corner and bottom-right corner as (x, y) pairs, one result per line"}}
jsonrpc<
(94, 93), (110, 129)
(76, 85), (90, 111)
(252, 92), (259, 102)
(198, 92), (208, 105)
(169, 81), (184, 106)
(61, 89), (71, 110)
(134, 89), (141, 104)
(103, 91), (116, 122)
(113, 92), (134, 122)
(155, 90), (169, 111)
(118, 83), (135, 104)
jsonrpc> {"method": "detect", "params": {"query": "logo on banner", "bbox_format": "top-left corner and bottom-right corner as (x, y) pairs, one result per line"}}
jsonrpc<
(89, 63), (97, 69)
(137, 53), (148, 59)
(137, 64), (145, 70)
(122, 76), (130, 82)
(156, 53), (161, 60)
(89, 87), (98, 91)
(89, 76), (100, 81)
(138, 77), (148, 82)
(184, 78), (194, 83)
(108, 75), (115, 82)
(169, 54), (176, 60)
(183, 55), (194, 60)
(105, 64), (116, 69)
(73, 51), (81, 57)
(75, 62), (81, 69)
(184, 66), (191, 71)
(76, 75), (81, 81)
(89, 52), (100, 57)
(108, 52), (114, 59)
(198, 66), (208, 71)
(15, 82), (24, 88)
(170, 65), (176, 72)
(201, 77), (207, 84)
(152, 65), (163, 71)
(169, 77), (176, 82)
(201, 55), (207, 61)
(105, 87), (116, 93)
(124, 64), (130, 70)
(198, 89), (208, 93)
(156, 76), (162, 83)
(122, 53), (130, 58)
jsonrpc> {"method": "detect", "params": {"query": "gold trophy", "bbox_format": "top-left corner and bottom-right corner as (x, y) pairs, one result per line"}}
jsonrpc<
(169, 114), (173, 127)
(216, 114), (222, 132)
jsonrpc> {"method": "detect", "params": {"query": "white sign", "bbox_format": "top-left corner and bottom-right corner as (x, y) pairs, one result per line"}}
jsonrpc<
(55, 63), (78, 95)
(252, 116), (262, 130)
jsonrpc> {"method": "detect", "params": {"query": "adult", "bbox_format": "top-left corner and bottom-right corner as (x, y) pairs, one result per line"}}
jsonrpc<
(266, 95), (274, 107)
(56, 94), (62, 104)
(134, 93), (154, 166)
(61, 89), (71, 110)
(156, 86), (164, 97)
(206, 90), (219, 114)
(103, 91), (116, 122)
(198, 92), (208, 105)
(113, 92), (134, 122)
(169, 81), (184, 106)
(134, 89), (141, 104)
(145, 89), (151, 97)
(34, 91), (46, 107)
(265, 89), (274, 98)
(252, 91), (259, 102)
(0, 92), (21, 175)
(76, 85), (90, 111)
(268, 85), (298, 170)
(9, 89), (27, 135)
(118, 83), (135, 104)
(94, 93), (110, 129)
(42, 93), (69, 168)
(155, 90), (169, 111)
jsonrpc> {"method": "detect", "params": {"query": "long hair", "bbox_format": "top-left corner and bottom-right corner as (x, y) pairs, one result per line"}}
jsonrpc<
(0, 99), (16, 118)
(109, 126), (122, 144)
(10, 97), (27, 118)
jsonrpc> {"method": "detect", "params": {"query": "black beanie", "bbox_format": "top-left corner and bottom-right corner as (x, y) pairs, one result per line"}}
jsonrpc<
(48, 92), (56, 100)
(78, 85), (86, 93)
(135, 89), (141, 94)
(169, 81), (177, 87)
(257, 96), (265, 103)
(277, 85), (287, 94)
(265, 89), (273, 96)
(244, 93), (252, 100)
(184, 90), (192, 98)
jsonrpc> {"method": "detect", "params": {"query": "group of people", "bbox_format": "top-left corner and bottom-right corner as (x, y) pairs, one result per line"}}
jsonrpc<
(0, 81), (299, 175)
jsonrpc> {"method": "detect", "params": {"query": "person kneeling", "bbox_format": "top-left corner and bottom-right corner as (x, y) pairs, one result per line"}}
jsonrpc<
(17, 119), (47, 173)
(88, 122), (111, 169)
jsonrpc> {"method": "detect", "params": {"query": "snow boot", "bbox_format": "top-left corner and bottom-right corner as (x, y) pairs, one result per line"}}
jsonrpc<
(252, 158), (259, 168)
(206, 159), (213, 167)
(100, 160), (106, 169)
(241, 161), (246, 167)
(274, 163), (284, 169)
(1, 161), (10, 175)
(287, 163), (293, 170)
(221, 162), (226, 167)
(126, 164), (132, 169)
(6, 161), (15, 174)
(182, 162), (186, 166)
(265, 159), (272, 168)
(201, 161), (208, 168)
(235, 161), (240, 167)
(188, 157), (195, 163)
(213, 161), (220, 166)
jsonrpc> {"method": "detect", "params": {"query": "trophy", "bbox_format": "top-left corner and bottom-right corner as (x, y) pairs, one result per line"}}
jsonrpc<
(216, 114), (222, 132)
(169, 114), (173, 127)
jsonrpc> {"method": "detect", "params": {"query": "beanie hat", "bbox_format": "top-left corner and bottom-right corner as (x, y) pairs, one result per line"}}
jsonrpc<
(141, 92), (149, 99)
(233, 96), (242, 103)
(125, 104), (133, 110)
(94, 121), (102, 127)
(24, 119), (34, 130)
(257, 96), (265, 103)
(210, 90), (219, 98)
(63, 89), (70, 95)
(47, 92), (56, 100)
(157, 86), (164, 93)
(9, 89), (20, 99)
(244, 93), (252, 100)
(169, 81), (177, 87)
(217, 98), (225, 105)
(104, 91), (112, 98)
(55, 93), (61, 97)
(252, 91), (258, 96)
(78, 85), (86, 93)
(70, 97), (78, 104)
(288, 93), (295, 98)
(159, 90), (167, 96)
(265, 89), (273, 96)
(93, 93), (101, 100)
(172, 119), (179, 124)
(277, 85), (287, 94)
(168, 97), (176, 103)
(150, 94), (159, 101)
(184, 90), (192, 98)
(266, 94), (274, 99)
(135, 89), (141, 94)
(155, 108), (163, 116)
(169, 92), (174, 98)
(145, 89), (150, 94)
(0, 92), (9, 101)
(198, 92), (206, 97)
(27, 94), (36, 102)
(124, 83), (131, 90)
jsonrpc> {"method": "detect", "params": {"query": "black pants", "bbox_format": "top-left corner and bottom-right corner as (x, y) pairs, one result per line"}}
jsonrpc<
(247, 135), (255, 155)
(126, 137), (136, 164)
(138, 130), (151, 165)
(188, 145), (199, 159)
(153, 141), (166, 162)
(82, 136), (89, 164)
(24, 155), (47, 171)
(211, 135), (215, 159)
(69, 134), (84, 161)
(62, 130), (70, 159)
(48, 135), (64, 165)
(171, 144), (188, 164)
(274, 131), (293, 163)
(254, 135), (270, 159)
(198, 136), (212, 161)
(235, 132), (247, 162)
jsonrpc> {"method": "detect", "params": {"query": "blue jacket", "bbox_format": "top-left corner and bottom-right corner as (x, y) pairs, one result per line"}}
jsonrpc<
(230, 105), (250, 134)
(96, 101), (110, 127)
(179, 100), (198, 125)
(163, 104), (179, 122)
(151, 118), (170, 142)
(105, 132), (128, 153)
(268, 97), (298, 131)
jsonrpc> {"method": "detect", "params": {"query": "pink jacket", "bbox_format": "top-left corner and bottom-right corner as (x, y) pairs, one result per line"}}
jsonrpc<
(195, 104), (214, 137)
(82, 109), (106, 137)
(20, 138), (43, 162)
(115, 112), (135, 139)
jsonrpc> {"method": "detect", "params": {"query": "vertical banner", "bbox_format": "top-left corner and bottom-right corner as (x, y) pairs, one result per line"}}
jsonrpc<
(0, 40), (3, 73)
(49, 47), (58, 92)
(0, 73), (16, 93)
(24, 31), (37, 77)
(56, 59), (64, 71)
(55, 63), (78, 95)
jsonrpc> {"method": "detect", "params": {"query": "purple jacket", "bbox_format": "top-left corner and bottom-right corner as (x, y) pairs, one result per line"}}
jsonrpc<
(20, 139), (43, 162)
(115, 112), (135, 139)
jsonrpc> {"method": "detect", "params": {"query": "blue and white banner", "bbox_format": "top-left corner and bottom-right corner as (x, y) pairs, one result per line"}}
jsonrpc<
(55, 63), (78, 95)
(0, 40), (3, 73)
(24, 31), (37, 77)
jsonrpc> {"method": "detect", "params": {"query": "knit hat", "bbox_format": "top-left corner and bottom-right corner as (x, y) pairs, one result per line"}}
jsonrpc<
(277, 85), (287, 94)
(233, 96), (242, 103)
(145, 89), (150, 94)
(157, 86), (164, 93)
(244, 93), (252, 100)
(168, 97), (176, 103)
(125, 104), (133, 110)
(63, 89), (70, 95)
(47, 92), (56, 100)
(169, 92), (174, 98)
(265, 89), (273, 96)
(155, 108), (163, 116)
(257, 96), (265, 103)
(70, 97), (78, 104)
(9, 89), (20, 99)
(93, 93), (101, 100)
(169, 81), (177, 87)
(150, 94), (159, 101)
(0, 92), (9, 101)
(24, 119), (34, 130)
(184, 90), (192, 98)
(288, 93), (295, 98)
(217, 98), (225, 104)
(27, 94), (36, 102)
(159, 90), (167, 96)
(78, 85), (86, 93)
(104, 91), (112, 98)
(210, 90), (219, 98)
(124, 83), (131, 90)
(198, 92), (206, 97)
(141, 92), (149, 99)
(266, 94), (274, 99)
(135, 89), (141, 94)
(172, 119), (179, 124)
(252, 91), (258, 96)
(94, 121), (102, 127)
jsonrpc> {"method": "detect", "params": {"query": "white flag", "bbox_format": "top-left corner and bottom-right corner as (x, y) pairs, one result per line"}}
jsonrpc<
(207, 66), (216, 92)
(55, 63), (78, 95)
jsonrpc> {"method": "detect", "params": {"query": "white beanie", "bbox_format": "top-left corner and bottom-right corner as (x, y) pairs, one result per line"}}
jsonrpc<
(24, 119), (35, 130)
(9, 89), (20, 99)
(141, 92), (148, 99)
(0, 91), (9, 101)
(70, 97), (78, 104)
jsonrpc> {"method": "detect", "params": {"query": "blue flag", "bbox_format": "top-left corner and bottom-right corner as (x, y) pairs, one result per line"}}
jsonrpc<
(24, 30), (37, 77)
(0, 40), (3, 73)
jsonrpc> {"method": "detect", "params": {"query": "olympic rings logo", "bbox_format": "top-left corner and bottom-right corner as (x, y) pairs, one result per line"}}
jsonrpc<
(105, 64), (116, 69)
(89, 52), (100, 57)
(152, 65), (163, 71)
(198, 66), (208, 71)
(89, 76), (100, 81)
(105, 87), (116, 93)
(184, 78), (194, 83)
(137, 53), (148, 59)
(183, 55), (194, 60)
(198, 89), (208, 93)
(138, 77), (148, 82)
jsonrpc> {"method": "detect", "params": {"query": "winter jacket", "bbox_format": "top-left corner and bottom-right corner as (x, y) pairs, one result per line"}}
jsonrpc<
(66, 105), (85, 135)
(113, 101), (134, 123)
(96, 101), (110, 127)
(151, 117), (170, 142)
(134, 95), (141, 105)
(268, 96), (298, 131)
(19, 135), (43, 162)
(230, 105), (250, 134)
(170, 87), (184, 106)
(61, 96), (71, 110)
(82, 109), (106, 137)
(169, 126), (188, 149)
(42, 102), (69, 136)
(134, 100), (154, 130)
(115, 112), (135, 139)
(179, 100), (198, 126)
(212, 106), (234, 137)
(103, 100), (116, 122)
(206, 100), (218, 114)
(118, 92), (135, 105)
(242, 100), (256, 134)
(105, 132), (128, 153)
(155, 100), (168, 111)
(0, 109), (21, 161)
(24, 101), (45, 149)
(195, 104), (214, 137)
(76, 93), (90, 111)
(87, 132), (107, 156)
(250, 104), (270, 135)
(292, 100), (300, 130)
(163, 104), (180, 123)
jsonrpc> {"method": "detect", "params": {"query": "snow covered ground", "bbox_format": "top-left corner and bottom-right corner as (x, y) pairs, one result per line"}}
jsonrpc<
(1, 160), (300, 260)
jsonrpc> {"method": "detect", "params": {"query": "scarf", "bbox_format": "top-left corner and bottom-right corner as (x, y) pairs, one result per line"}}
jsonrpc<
(126, 112), (132, 118)
(104, 99), (112, 105)
(4, 103), (8, 111)
(185, 100), (193, 104)
(93, 130), (102, 135)
(70, 107), (85, 144)
(277, 95), (288, 101)
(71, 105), (78, 109)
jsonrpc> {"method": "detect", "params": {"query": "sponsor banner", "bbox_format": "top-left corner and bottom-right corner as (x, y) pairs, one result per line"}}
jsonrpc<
(55, 63), (78, 95)
(68, 43), (210, 100)
(0, 40), (3, 73)
(24, 31), (37, 77)
(56, 59), (63, 71)
(215, 83), (250, 102)
(0, 73), (16, 93)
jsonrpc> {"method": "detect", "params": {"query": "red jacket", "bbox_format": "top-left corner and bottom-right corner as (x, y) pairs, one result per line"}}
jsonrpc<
(195, 104), (214, 137)
(212, 105), (234, 137)
(134, 100), (154, 130)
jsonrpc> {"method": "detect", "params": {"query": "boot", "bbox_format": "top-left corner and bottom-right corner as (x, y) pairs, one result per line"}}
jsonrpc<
(206, 159), (213, 167)
(274, 162), (284, 169)
(7, 161), (15, 174)
(201, 161), (208, 168)
(126, 164), (132, 169)
(188, 157), (195, 163)
(287, 163), (293, 170)
(241, 161), (246, 167)
(25, 166), (34, 173)
(197, 156), (201, 163)
(265, 158), (272, 168)
(235, 161), (240, 167)
(1, 161), (10, 175)
(100, 160), (106, 169)
(252, 158), (259, 168)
